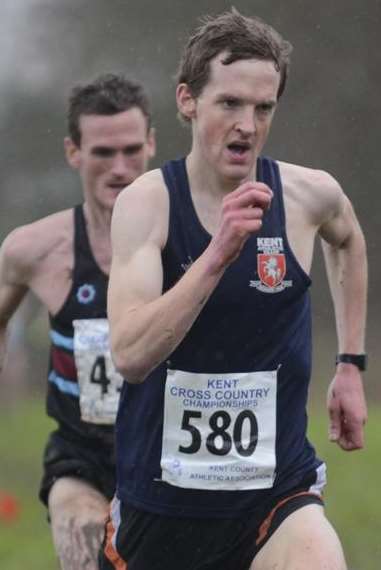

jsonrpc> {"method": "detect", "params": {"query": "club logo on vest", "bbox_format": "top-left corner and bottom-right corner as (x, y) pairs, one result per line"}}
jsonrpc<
(76, 283), (96, 304)
(250, 237), (293, 293)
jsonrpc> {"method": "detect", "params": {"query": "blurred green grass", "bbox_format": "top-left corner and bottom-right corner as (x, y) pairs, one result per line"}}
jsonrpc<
(308, 407), (381, 570)
(0, 399), (57, 570)
(0, 398), (380, 569)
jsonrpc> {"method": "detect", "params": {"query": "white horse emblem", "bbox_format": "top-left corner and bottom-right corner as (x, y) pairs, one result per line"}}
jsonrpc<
(263, 257), (282, 284)
(258, 254), (286, 288)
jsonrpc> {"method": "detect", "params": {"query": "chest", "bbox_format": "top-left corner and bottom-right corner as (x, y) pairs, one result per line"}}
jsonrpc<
(190, 191), (221, 236)
(29, 244), (73, 315)
(30, 239), (108, 318)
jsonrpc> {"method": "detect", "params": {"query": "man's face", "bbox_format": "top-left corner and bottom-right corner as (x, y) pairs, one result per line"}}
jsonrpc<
(66, 107), (155, 210)
(182, 54), (280, 184)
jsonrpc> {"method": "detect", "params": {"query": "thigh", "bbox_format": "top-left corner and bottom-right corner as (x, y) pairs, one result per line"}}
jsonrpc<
(251, 504), (347, 570)
(49, 477), (110, 570)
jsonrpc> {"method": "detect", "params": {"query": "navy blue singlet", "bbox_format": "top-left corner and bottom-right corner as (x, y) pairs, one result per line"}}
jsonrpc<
(115, 157), (323, 517)
(47, 205), (113, 445)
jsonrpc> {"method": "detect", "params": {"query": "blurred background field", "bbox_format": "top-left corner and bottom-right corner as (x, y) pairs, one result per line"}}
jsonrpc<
(0, 400), (57, 570)
(1, 396), (380, 570)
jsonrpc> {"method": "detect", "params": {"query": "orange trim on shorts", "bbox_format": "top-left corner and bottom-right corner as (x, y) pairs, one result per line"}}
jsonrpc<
(255, 491), (322, 546)
(104, 516), (128, 570)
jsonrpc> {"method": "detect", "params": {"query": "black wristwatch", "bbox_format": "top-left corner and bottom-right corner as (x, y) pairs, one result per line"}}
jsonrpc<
(335, 353), (367, 371)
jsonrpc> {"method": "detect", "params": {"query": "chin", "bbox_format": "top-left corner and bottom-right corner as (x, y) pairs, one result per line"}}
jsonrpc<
(98, 195), (117, 211)
(106, 188), (123, 204)
(223, 165), (252, 182)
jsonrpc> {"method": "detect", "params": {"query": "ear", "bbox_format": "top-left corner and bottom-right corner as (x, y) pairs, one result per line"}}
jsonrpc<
(146, 127), (157, 159)
(64, 137), (81, 170)
(176, 83), (197, 121)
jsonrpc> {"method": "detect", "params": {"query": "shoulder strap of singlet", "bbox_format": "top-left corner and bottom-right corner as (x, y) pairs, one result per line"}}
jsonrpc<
(74, 203), (109, 280)
(161, 157), (194, 221)
(74, 204), (91, 254)
(161, 158), (205, 252)
(72, 204), (99, 282)
(258, 156), (286, 234)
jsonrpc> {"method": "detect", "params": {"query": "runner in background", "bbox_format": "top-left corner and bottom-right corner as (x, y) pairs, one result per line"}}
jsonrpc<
(0, 72), (155, 569)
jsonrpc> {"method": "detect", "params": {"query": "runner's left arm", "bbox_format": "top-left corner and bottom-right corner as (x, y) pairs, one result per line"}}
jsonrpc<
(319, 187), (367, 451)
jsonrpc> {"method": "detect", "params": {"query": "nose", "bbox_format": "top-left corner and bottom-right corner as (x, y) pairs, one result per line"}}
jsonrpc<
(111, 153), (129, 177)
(235, 107), (256, 137)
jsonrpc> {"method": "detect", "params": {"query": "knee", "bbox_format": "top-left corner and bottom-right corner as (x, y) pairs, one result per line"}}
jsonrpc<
(48, 478), (109, 529)
(50, 502), (107, 554)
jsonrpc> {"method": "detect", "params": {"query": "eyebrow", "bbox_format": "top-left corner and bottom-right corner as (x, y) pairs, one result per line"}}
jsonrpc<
(257, 100), (277, 108)
(91, 143), (144, 154)
(217, 93), (277, 106)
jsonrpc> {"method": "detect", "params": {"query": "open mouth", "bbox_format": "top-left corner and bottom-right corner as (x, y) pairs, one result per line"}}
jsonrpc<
(227, 142), (251, 156)
(108, 183), (127, 191)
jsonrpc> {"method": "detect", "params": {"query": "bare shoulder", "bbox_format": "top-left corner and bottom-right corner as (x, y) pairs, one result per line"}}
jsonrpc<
(112, 168), (169, 251)
(115, 168), (167, 211)
(0, 209), (73, 284)
(278, 160), (345, 226)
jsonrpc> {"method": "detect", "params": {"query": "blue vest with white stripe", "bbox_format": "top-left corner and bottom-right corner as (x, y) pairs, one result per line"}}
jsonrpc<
(115, 157), (322, 516)
(47, 205), (113, 444)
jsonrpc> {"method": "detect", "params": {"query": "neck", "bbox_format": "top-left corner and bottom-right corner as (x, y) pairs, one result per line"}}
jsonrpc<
(186, 149), (257, 197)
(83, 201), (113, 234)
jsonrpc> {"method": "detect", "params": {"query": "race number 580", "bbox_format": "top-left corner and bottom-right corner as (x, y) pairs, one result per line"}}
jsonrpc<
(179, 409), (258, 457)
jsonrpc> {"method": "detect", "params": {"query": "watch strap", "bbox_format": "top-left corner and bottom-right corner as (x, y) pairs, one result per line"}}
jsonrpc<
(336, 353), (367, 371)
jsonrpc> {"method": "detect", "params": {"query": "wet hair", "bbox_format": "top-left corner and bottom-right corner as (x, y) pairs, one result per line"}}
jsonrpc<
(176, 8), (292, 115)
(67, 73), (152, 146)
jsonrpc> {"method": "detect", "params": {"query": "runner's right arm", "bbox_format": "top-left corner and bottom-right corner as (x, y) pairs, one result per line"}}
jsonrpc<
(0, 229), (30, 374)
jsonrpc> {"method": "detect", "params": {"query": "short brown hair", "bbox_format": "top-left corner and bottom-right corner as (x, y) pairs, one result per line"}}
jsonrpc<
(177, 8), (292, 104)
(67, 73), (152, 146)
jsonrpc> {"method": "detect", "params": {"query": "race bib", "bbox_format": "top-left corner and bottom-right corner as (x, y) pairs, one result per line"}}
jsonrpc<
(73, 318), (123, 425)
(161, 369), (277, 491)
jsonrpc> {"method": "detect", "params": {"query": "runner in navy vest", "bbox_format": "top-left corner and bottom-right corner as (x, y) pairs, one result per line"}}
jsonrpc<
(0, 73), (155, 569)
(102, 9), (367, 570)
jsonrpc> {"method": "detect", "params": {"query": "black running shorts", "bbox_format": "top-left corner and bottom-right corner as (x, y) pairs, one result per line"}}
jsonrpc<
(99, 477), (324, 570)
(39, 428), (116, 506)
